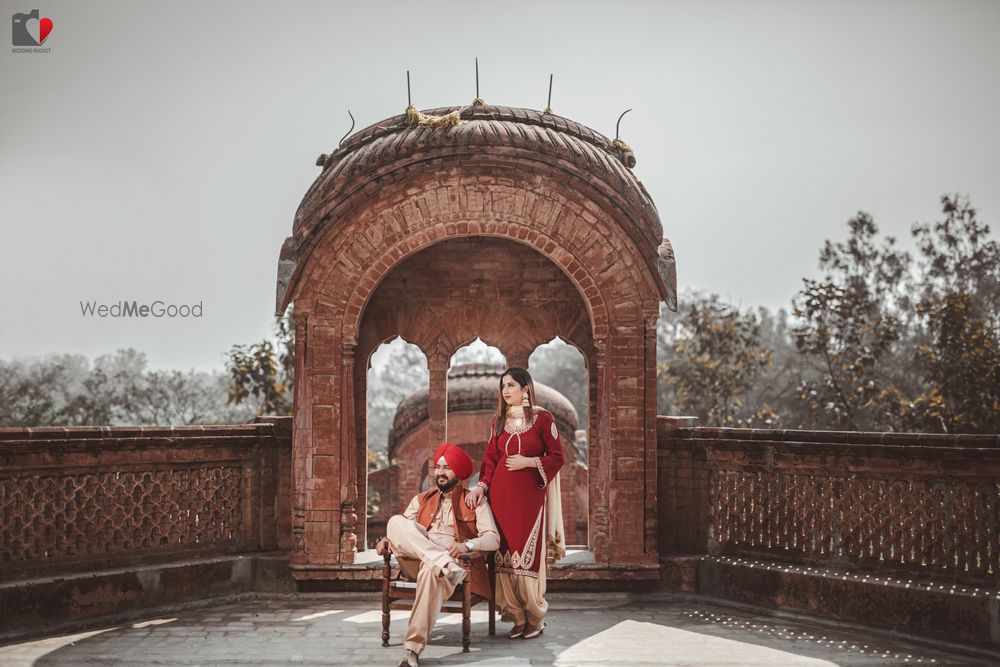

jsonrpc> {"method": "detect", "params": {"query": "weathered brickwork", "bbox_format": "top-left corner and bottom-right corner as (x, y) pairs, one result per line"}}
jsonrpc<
(0, 418), (292, 581)
(657, 419), (1000, 645)
(277, 105), (673, 575)
(657, 417), (1000, 584)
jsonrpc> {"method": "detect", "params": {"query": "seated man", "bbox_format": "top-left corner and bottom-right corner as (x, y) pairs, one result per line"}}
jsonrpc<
(376, 442), (500, 667)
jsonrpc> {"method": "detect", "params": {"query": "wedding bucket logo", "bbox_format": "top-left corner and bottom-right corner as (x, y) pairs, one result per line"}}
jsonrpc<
(11, 9), (53, 53)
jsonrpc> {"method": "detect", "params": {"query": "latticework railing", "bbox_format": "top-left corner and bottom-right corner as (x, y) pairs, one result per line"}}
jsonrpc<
(0, 420), (291, 580)
(657, 420), (1000, 585)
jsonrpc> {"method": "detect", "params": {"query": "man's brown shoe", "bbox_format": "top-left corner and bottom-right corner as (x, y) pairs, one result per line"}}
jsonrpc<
(523, 622), (546, 639)
(507, 624), (526, 639)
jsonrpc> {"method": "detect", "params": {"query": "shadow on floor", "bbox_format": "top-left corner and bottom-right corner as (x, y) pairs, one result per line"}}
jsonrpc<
(3, 594), (994, 666)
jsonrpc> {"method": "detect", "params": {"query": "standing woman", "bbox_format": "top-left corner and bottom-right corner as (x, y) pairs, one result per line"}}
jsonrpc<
(465, 367), (565, 639)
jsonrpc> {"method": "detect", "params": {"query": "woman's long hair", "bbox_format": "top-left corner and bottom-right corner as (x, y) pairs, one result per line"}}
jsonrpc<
(492, 367), (536, 437)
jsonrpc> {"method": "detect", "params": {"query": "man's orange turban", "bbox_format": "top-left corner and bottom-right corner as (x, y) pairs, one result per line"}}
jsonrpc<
(434, 442), (473, 480)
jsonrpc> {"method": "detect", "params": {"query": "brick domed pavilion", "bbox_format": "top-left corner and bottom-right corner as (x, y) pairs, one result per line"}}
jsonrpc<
(277, 102), (675, 575)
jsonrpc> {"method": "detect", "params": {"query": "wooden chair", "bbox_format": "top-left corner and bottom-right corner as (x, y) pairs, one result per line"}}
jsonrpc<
(381, 550), (497, 652)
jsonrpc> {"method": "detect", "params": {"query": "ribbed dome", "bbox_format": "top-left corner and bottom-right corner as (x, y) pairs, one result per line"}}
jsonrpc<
(302, 105), (649, 237)
(387, 363), (579, 457)
(275, 103), (672, 314)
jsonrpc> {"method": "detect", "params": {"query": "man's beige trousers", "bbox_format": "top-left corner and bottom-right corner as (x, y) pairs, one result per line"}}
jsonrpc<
(386, 514), (459, 655)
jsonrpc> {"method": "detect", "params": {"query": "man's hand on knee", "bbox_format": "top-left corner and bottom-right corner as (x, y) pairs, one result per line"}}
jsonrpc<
(376, 537), (394, 556)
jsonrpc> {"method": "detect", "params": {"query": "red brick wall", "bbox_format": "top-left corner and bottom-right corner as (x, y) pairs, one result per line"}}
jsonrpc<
(0, 418), (292, 581)
(657, 416), (1000, 584)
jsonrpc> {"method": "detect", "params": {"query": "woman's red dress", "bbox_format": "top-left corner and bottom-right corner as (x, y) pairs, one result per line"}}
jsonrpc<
(478, 409), (565, 577)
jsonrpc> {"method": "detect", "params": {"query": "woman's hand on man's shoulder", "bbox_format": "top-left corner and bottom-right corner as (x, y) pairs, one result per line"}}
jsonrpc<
(465, 485), (486, 508)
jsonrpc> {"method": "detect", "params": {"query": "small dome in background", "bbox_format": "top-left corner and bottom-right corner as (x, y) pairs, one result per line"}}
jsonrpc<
(388, 363), (578, 457)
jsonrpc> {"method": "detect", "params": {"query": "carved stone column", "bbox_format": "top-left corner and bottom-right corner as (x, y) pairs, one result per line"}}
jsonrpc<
(643, 311), (660, 558)
(353, 358), (369, 549)
(427, 351), (450, 449)
(589, 345), (610, 562)
(339, 341), (358, 562)
(290, 312), (309, 564)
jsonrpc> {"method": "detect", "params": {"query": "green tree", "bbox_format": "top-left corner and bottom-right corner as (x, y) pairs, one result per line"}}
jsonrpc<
(748, 306), (810, 428)
(905, 293), (1000, 432)
(656, 301), (683, 415)
(125, 369), (254, 425)
(792, 213), (911, 430)
(1, 349), (258, 427)
(57, 349), (148, 425)
(912, 195), (1000, 328)
(0, 357), (69, 426)
(903, 196), (1000, 432)
(227, 310), (295, 416)
(661, 294), (776, 426)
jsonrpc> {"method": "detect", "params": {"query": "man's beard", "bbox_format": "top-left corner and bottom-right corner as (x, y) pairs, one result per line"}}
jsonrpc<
(436, 475), (460, 493)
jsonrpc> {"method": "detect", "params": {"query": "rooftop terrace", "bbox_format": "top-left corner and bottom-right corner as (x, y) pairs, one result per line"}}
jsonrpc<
(2, 593), (993, 666)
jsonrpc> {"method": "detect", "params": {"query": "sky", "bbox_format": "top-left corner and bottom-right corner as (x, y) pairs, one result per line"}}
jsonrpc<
(2, 0), (998, 372)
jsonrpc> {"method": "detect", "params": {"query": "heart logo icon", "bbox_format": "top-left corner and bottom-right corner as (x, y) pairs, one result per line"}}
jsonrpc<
(39, 17), (53, 43)
(24, 16), (54, 45)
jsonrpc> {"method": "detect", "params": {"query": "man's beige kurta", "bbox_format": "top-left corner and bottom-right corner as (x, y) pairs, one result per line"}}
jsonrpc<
(387, 489), (499, 655)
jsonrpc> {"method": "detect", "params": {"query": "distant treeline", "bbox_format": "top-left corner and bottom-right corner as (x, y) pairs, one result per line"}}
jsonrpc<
(0, 349), (254, 427)
(657, 195), (1000, 433)
(3, 195), (996, 436)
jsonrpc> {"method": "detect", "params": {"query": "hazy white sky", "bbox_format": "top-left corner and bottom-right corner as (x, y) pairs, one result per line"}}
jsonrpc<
(2, 0), (998, 371)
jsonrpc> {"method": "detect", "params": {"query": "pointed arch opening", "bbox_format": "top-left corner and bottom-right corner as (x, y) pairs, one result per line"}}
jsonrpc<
(450, 337), (506, 369)
(529, 336), (590, 547)
(365, 336), (428, 547)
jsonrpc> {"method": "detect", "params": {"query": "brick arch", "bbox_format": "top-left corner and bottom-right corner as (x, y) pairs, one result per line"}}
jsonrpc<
(449, 336), (507, 364)
(280, 105), (671, 318)
(529, 335), (591, 371)
(346, 232), (613, 344)
(289, 164), (663, 336)
(452, 336), (506, 355)
(353, 235), (594, 370)
(363, 334), (427, 371)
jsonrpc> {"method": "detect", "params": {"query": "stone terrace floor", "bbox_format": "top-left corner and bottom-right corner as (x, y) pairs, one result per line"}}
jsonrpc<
(1, 593), (994, 666)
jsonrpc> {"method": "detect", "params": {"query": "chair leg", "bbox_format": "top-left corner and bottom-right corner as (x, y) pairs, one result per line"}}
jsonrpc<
(381, 557), (391, 647)
(462, 579), (472, 653)
(488, 552), (497, 636)
(488, 596), (496, 636)
(381, 606), (391, 647)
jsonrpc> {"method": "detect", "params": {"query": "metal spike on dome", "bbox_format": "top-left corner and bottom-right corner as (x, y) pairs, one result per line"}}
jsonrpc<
(339, 110), (356, 147)
(615, 109), (632, 141)
(472, 58), (486, 106)
(614, 108), (636, 168)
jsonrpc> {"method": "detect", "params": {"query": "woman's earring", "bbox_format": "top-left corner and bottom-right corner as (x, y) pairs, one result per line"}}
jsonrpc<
(521, 392), (530, 407)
